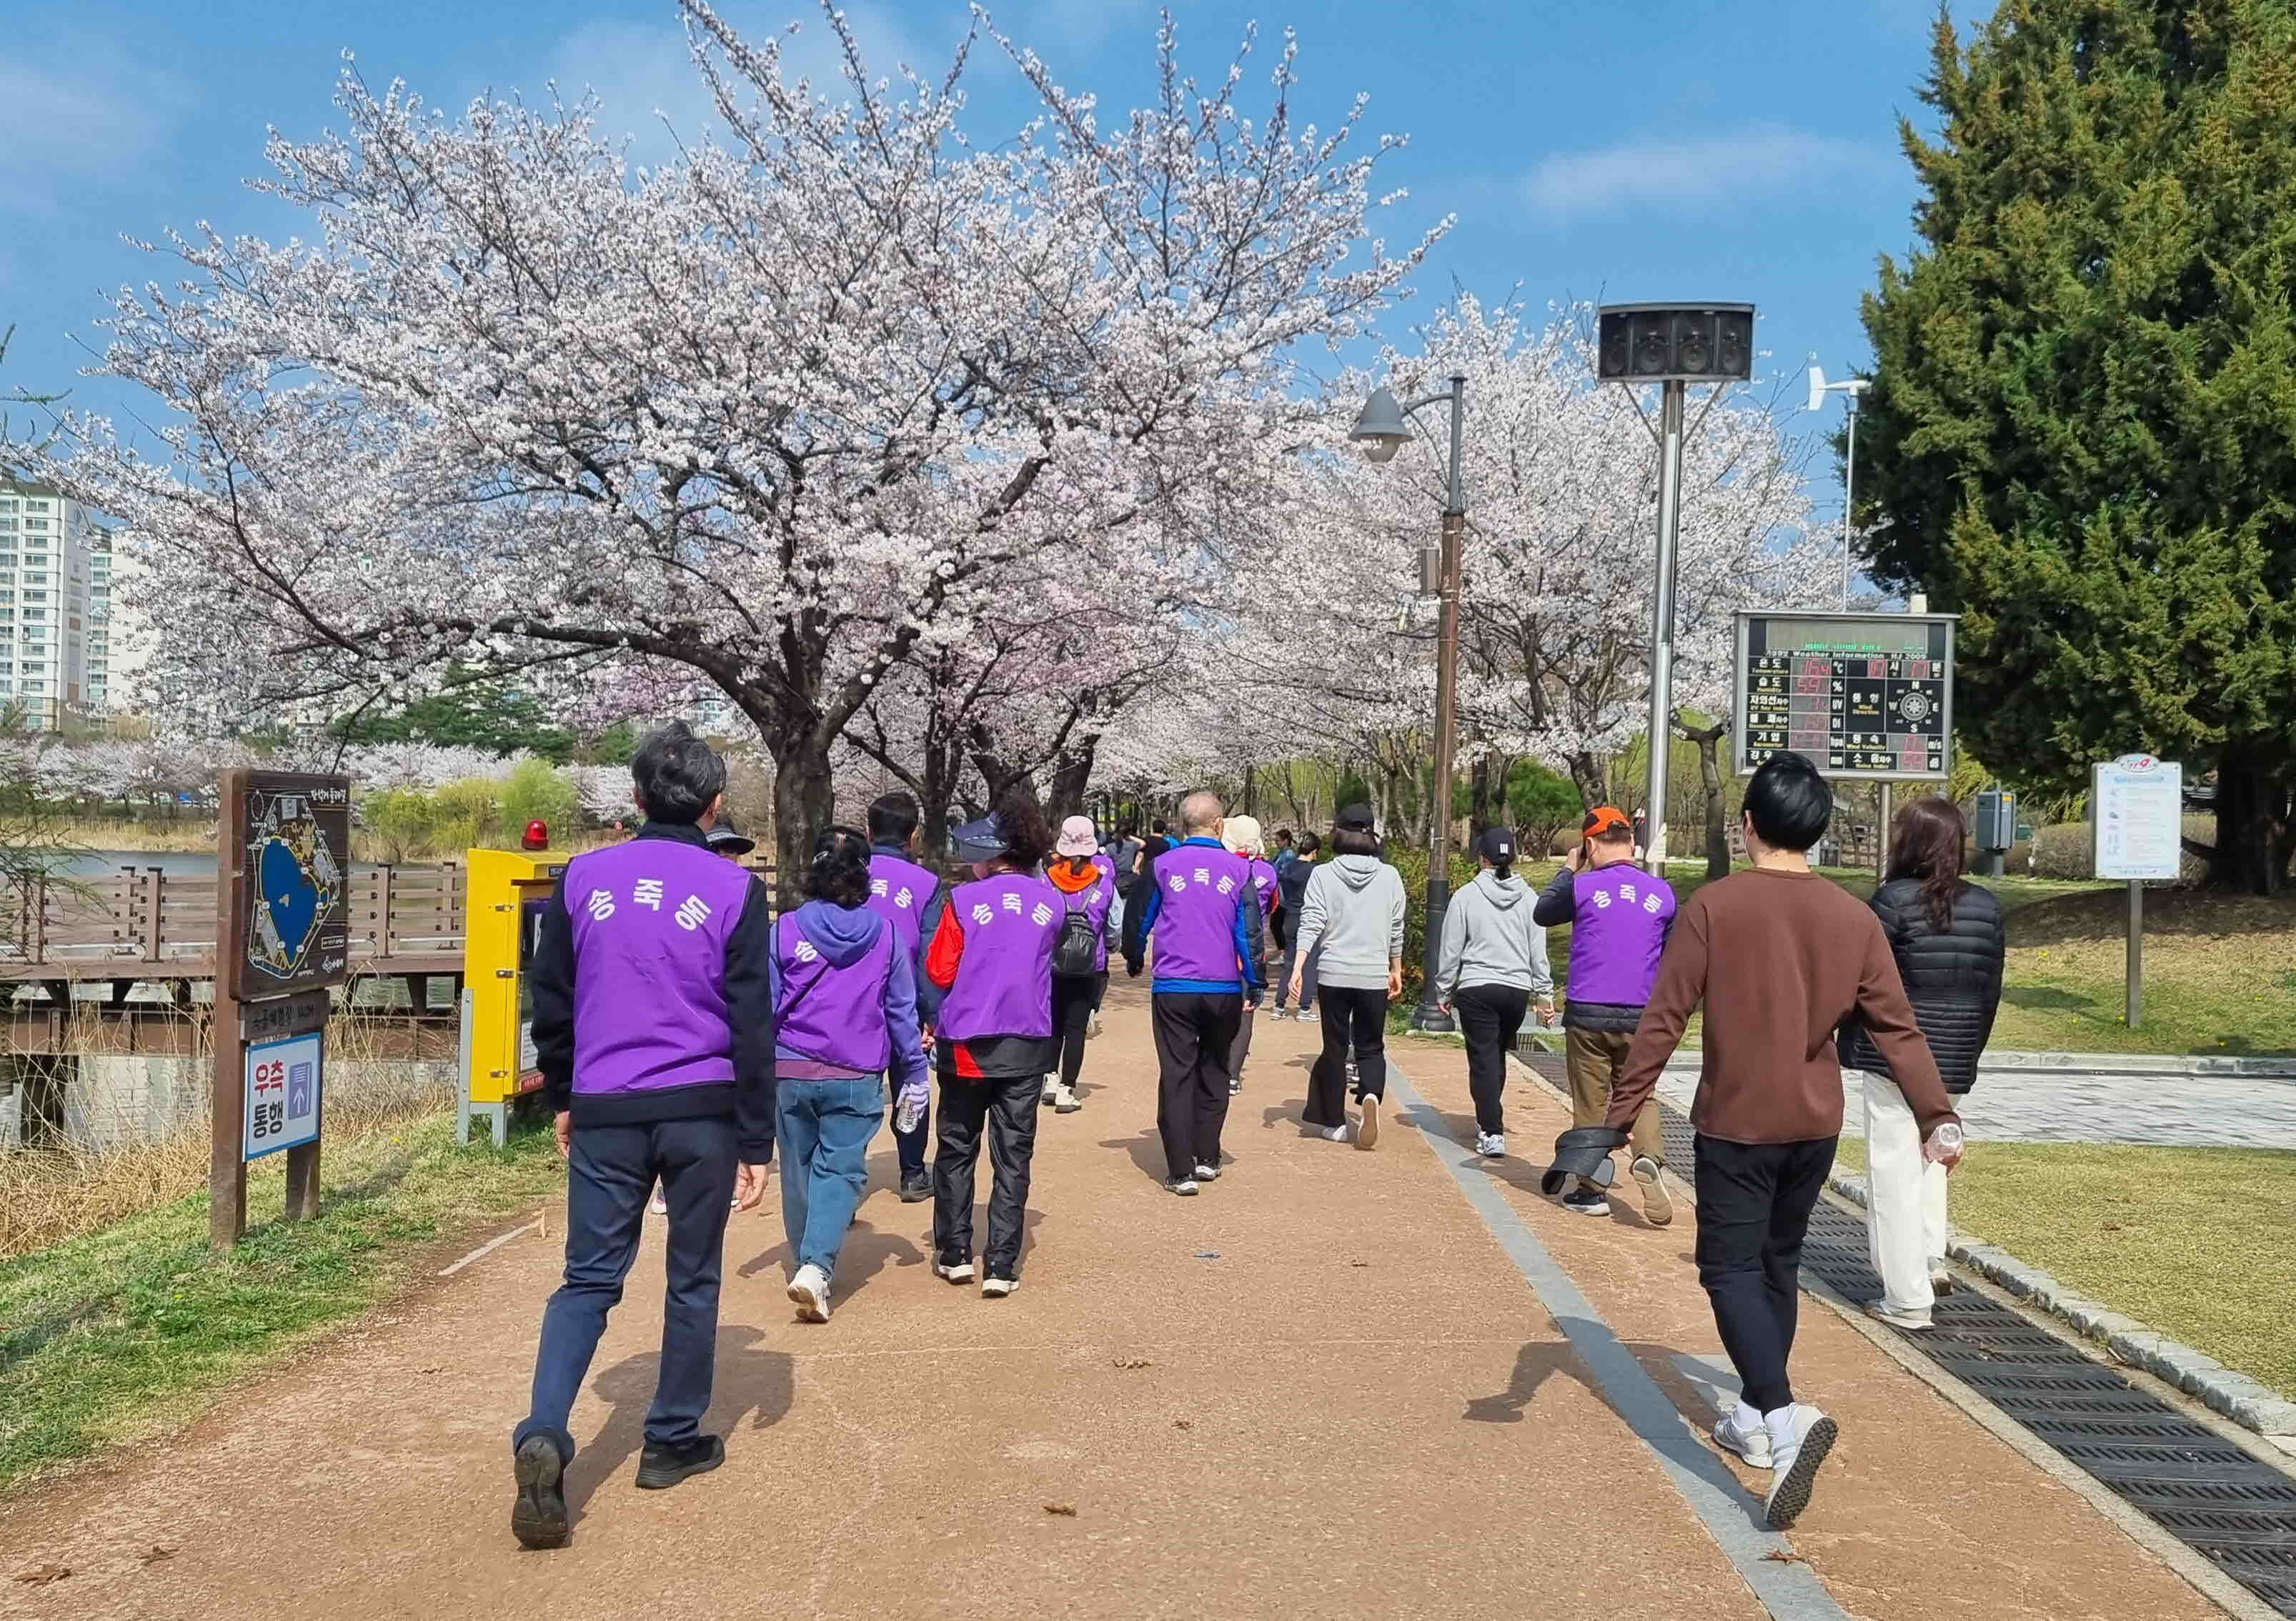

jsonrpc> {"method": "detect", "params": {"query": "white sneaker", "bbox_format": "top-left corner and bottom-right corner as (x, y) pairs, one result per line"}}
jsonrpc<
(1040, 1074), (1058, 1104)
(1631, 1154), (1674, 1226)
(1319, 1124), (1352, 1144)
(1712, 1407), (1774, 1469)
(1053, 1084), (1081, 1114)
(933, 1258), (977, 1285)
(1866, 1302), (1934, 1331)
(1193, 1163), (1221, 1182)
(787, 1264), (831, 1323)
(1167, 1178), (1200, 1196)
(1763, 1405), (1840, 1530)
(982, 1276), (1018, 1298)
(1228, 1075), (1243, 1096)
(1473, 1131), (1506, 1157)
(1086, 1013), (1103, 1038)
(1355, 1092), (1380, 1151)
(647, 1190), (668, 1216)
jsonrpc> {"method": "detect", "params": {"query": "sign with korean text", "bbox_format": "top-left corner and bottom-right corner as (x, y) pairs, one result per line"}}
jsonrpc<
(224, 771), (352, 1001)
(244, 1028), (324, 1160)
(1734, 610), (1956, 782)
(2092, 755), (2183, 881)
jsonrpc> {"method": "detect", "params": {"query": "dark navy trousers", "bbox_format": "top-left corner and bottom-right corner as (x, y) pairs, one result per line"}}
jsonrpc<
(514, 1115), (739, 1462)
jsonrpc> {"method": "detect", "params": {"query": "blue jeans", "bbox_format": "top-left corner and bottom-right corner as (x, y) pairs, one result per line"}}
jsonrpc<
(515, 1115), (737, 1464)
(777, 1076), (886, 1279)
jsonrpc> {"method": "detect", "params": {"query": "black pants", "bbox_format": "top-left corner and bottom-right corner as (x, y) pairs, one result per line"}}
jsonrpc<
(1306, 986), (1388, 1127)
(932, 1071), (1040, 1278)
(515, 1116), (737, 1463)
(1151, 991), (1242, 1179)
(1455, 983), (1529, 1134)
(1693, 1133), (1837, 1414)
(1051, 971), (1105, 1088)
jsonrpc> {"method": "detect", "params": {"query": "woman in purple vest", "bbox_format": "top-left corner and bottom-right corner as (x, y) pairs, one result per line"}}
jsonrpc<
(773, 828), (929, 1324)
(1042, 815), (1116, 1114)
(1221, 815), (1282, 1098)
(923, 790), (1061, 1296)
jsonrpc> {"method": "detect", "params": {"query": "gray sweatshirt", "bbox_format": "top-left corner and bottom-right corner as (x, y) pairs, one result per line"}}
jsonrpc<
(1295, 855), (1407, 991)
(1435, 869), (1554, 1000)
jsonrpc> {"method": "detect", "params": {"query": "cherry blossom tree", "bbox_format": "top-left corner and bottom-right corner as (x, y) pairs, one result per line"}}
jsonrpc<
(41, 4), (1440, 889)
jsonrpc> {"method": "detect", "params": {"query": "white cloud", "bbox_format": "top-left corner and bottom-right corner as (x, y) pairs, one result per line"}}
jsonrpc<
(0, 46), (195, 209)
(1522, 126), (1897, 222)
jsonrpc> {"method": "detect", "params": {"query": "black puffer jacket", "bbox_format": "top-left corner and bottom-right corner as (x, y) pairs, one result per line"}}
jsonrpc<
(1839, 877), (2004, 1094)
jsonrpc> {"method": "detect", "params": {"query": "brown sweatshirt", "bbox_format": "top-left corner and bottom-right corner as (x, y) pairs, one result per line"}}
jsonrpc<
(1606, 866), (1960, 1145)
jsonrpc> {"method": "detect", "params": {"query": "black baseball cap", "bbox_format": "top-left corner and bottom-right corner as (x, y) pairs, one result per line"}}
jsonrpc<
(1334, 802), (1378, 831)
(1477, 826), (1518, 864)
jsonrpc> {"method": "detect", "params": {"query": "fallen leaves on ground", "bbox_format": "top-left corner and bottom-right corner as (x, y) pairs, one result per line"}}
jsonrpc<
(1761, 1550), (1806, 1565)
(1043, 1503), (1078, 1517)
(139, 1547), (174, 1566)
(1112, 1357), (1151, 1369)
(14, 1564), (71, 1585)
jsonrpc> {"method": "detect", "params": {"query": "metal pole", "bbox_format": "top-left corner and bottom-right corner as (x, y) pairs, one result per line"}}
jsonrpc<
(1644, 379), (1687, 871)
(2127, 879), (2144, 1028)
(1413, 376), (1468, 1033)
(1878, 780), (1894, 879)
(1842, 395), (1859, 610)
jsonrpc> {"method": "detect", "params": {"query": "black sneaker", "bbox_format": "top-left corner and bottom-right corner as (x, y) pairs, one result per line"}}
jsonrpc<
(898, 1169), (931, 1204)
(635, 1434), (725, 1491)
(511, 1435), (570, 1549)
(1560, 1186), (1611, 1217)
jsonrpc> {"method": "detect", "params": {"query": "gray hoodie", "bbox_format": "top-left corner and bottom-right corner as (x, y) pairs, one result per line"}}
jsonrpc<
(1435, 869), (1554, 1001)
(1295, 855), (1407, 991)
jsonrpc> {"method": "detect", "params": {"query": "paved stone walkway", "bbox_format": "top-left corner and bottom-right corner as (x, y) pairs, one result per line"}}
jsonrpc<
(1656, 1064), (2296, 1149)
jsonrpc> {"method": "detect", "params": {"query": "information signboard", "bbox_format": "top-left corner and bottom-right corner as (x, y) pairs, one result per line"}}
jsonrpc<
(224, 771), (352, 1001)
(2092, 755), (2183, 881)
(1734, 610), (1956, 781)
(244, 1029), (324, 1160)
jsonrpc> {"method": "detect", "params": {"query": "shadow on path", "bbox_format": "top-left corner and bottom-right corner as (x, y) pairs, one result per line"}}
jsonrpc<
(566, 1326), (795, 1520)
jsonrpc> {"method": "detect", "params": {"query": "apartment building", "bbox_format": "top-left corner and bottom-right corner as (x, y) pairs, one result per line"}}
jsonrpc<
(0, 480), (112, 730)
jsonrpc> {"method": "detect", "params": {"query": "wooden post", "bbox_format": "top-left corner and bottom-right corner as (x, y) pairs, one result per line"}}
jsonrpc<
(377, 863), (394, 961)
(2127, 879), (2144, 1030)
(212, 769), (251, 1251)
(142, 868), (165, 964)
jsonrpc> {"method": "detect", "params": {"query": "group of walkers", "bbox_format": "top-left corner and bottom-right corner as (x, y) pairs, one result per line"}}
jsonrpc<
(510, 723), (2004, 1550)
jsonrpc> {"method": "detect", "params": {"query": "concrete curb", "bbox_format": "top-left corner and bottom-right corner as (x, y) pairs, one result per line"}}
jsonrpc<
(1827, 1168), (2296, 1446)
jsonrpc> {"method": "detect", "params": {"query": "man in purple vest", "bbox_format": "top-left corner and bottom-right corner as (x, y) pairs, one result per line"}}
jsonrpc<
(509, 723), (775, 1550)
(1120, 790), (1267, 1195)
(865, 791), (945, 1203)
(1534, 803), (1675, 1223)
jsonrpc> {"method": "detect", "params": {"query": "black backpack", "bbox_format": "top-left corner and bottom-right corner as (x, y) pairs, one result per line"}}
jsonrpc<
(1052, 884), (1101, 977)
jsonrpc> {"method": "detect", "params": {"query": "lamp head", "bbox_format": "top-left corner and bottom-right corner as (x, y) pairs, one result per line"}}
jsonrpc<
(1350, 386), (1411, 464)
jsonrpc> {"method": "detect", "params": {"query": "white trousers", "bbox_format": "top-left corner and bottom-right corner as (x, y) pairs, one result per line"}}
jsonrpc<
(1860, 1069), (1950, 1318)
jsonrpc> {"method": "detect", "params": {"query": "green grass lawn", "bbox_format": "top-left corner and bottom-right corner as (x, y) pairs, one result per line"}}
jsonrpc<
(0, 1112), (565, 1494)
(1516, 863), (2296, 1059)
(1830, 1136), (2296, 1399)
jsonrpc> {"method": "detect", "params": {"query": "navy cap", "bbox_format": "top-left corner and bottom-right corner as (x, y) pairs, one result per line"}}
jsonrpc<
(1477, 825), (1518, 865)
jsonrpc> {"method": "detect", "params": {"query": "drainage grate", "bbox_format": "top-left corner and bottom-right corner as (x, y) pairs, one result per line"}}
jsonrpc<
(1518, 1054), (2296, 1617)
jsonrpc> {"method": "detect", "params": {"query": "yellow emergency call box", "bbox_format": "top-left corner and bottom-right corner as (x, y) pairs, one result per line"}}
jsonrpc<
(457, 846), (567, 1147)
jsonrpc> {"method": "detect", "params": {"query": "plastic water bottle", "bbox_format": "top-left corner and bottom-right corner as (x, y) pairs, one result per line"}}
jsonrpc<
(895, 1089), (925, 1135)
(1922, 1122), (1965, 1164)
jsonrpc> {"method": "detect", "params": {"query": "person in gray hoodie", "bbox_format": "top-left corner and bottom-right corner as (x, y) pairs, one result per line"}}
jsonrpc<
(1434, 826), (1555, 1159)
(1288, 803), (1406, 1151)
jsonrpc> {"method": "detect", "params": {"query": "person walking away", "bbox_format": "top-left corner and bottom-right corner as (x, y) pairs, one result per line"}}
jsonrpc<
(511, 722), (774, 1550)
(1120, 790), (1267, 1194)
(1436, 826), (1554, 1158)
(772, 827), (929, 1325)
(647, 810), (759, 1219)
(1839, 796), (2002, 1329)
(1042, 815), (1115, 1114)
(1273, 833), (1321, 1020)
(1271, 827), (1297, 876)
(1221, 814), (1282, 1097)
(1096, 823), (1140, 1032)
(1288, 804), (1406, 1151)
(923, 791), (1062, 1295)
(865, 791), (945, 1204)
(1604, 750), (1960, 1531)
(1533, 805), (1676, 1221)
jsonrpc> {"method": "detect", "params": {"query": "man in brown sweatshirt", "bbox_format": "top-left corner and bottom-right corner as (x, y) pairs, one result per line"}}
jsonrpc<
(1606, 750), (1961, 1533)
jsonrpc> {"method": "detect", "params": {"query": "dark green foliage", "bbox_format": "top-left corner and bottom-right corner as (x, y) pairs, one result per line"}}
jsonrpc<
(333, 666), (575, 763)
(1860, 0), (2296, 891)
(1506, 761), (1584, 853)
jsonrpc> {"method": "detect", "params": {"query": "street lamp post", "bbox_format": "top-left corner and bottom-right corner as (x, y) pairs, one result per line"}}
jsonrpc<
(1350, 374), (1467, 1033)
(1806, 365), (1872, 610)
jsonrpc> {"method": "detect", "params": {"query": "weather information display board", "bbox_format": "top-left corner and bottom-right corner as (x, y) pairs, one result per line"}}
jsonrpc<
(1733, 611), (1957, 781)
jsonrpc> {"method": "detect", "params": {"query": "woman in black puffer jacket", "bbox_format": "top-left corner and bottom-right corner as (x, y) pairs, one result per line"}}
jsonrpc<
(1839, 796), (2004, 1330)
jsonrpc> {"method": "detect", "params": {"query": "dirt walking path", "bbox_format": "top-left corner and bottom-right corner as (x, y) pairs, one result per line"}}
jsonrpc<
(0, 988), (2232, 1620)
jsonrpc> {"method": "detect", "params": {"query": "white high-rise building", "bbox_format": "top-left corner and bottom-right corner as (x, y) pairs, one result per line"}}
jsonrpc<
(0, 480), (114, 730)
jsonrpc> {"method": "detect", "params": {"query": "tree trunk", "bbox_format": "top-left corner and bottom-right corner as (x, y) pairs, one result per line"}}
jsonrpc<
(770, 738), (835, 908)
(1681, 718), (1731, 879)
(1565, 750), (1608, 809)
(2207, 745), (2292, 896)
(1047, 733), (1100, 822)
(1467, 752), (1501, 837)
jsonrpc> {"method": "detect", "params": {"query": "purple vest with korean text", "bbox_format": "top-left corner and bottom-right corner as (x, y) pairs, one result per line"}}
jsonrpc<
(935, 871), (1060, 1041)
(1147, 841), (1251, 986)
(774, 911), (896, 1075)
(1566, 863), (1677, 1006)
(866, 851), (939, 964)
(564, 836), (759, 1096)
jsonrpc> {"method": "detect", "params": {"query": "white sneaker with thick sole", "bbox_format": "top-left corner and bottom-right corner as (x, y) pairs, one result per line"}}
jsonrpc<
(1866, 1302), (1934, 1331)
(933, 1259), (977, 1285)
(1318, 1124), (1352, 1144)
(787, 1264), (831, 1323)
(1631, 1154), (1674, 1226)
(982, 1277), (1018, 1298)
(1763, 1406), (1840, 1530)
(1086, 1013), (1103, 1038)
(1193, 1163), (1221, 1182)
(1473, 1131), (1506, 1157)
(1712, 1409), (1774, 1469)
(1053, 1084), (1081, 1114)
(1356, 1093), (1381, 1151)
(1167, 1178), (1200, 1196)
(1040, 1075), (1058, 1105)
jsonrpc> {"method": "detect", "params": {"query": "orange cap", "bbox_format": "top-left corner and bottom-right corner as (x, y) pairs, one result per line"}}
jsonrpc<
(1581, 805), (1632, 839)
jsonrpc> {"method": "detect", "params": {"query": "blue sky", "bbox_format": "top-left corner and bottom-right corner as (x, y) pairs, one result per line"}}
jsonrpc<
(3, 0), (1982, 506)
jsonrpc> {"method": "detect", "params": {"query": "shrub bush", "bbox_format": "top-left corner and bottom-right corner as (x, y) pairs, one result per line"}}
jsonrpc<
(499, 758), (578, 846)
